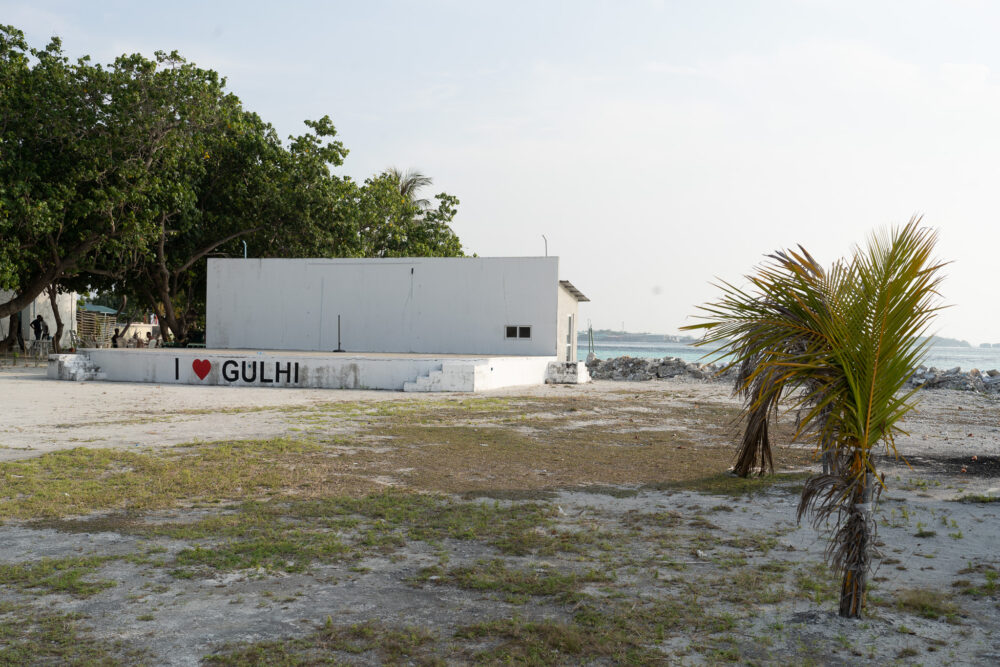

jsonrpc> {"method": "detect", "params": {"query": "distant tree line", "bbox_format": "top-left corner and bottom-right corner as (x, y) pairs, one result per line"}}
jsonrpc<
(0, 25), (464, 345)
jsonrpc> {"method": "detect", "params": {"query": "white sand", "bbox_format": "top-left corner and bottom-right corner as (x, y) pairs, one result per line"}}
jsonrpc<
(3, 365), (998, 463)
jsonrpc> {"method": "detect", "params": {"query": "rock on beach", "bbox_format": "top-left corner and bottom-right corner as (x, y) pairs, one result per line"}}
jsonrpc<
(588, 356), (1000, 395)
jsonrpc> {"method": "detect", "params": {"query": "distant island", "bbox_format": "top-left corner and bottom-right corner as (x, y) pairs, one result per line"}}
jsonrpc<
(580, 329), (698, 344)
(919, 336), (971, 348)
(579, 330), (983, 348)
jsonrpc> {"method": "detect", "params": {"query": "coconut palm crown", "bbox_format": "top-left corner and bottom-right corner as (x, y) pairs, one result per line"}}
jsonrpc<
(683, 219), (946, 617)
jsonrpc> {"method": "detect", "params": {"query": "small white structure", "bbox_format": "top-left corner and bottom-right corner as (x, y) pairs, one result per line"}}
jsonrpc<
(0, 289), (77, 349)
(206, 257), (588, 360)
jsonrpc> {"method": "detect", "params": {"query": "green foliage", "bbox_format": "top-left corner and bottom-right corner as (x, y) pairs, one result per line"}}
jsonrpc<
(0, 605), (143, 664)
(0, 27), (236, 317)
(204, 620), (437, 665)
(417, 558), (609, 601)
(350, 171), (463, 259)
(685, 219), (946, 617)
(0, 555), (117, 597)
(0, 25), (465, 337)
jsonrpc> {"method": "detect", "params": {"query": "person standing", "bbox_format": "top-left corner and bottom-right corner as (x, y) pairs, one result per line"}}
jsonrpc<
(111, 328), (121, 348)
(29, 315), (46, 341)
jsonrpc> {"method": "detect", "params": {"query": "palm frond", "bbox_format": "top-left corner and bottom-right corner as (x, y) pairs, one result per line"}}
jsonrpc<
(684, 216), (946, 618)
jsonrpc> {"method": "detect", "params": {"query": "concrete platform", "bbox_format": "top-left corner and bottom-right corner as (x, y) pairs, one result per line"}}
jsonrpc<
(47, 348), (582, 392)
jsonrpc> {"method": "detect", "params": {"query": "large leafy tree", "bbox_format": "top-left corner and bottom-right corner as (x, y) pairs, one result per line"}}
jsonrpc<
(87, 104), (354, 341)
(685, 220), (945, 617)
(3, 26), (466, 342)
(0, 27), (226, 319)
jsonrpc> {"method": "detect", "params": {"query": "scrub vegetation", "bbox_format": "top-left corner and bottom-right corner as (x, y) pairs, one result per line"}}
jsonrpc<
(0, 389), (996, 664)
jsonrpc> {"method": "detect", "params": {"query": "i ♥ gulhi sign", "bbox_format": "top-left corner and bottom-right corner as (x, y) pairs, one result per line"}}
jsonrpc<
(176, 358), (301, 385)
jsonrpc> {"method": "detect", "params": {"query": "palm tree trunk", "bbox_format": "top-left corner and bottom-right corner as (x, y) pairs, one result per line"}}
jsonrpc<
(839, 470), (874, 618)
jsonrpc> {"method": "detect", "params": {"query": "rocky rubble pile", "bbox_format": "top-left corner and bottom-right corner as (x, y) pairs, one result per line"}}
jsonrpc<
(586, 356), (736, 383)
(906, 366), (1000, 393)
(588, 356), (1000, 395)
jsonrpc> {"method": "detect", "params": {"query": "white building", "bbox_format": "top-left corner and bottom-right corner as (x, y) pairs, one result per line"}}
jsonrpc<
(0, 289), (77, 349)
(48, 257), (591, 392)
(206, 257), (588, 361)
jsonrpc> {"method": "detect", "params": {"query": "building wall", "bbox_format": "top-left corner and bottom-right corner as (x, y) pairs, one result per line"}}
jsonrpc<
(50, 349), (558, 392)
(556, 284), (580, 362)
(206, 257), (562, 355)
(0, 290), (77, 347)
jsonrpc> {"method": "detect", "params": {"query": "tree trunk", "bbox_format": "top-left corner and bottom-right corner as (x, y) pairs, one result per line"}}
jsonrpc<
(838, 471), (875, 618)
(47, 285), (64, 353)
(0, 235), (102, 319)
(154, 276), (186, 343)
(0, 313), (25, 352)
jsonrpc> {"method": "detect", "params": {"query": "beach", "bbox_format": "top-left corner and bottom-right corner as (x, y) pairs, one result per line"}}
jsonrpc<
(0, 366), (998, 664)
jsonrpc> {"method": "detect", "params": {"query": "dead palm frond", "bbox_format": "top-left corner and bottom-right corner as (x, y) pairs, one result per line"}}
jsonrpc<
(684, 217), (946, 617)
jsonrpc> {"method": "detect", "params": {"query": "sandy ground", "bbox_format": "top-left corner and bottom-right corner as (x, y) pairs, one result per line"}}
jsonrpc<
(1, 367), (999, 664)
(3, 366), (999, 470)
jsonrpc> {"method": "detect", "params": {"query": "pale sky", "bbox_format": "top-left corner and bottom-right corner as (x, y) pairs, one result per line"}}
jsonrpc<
(6, 1), (1000, 342)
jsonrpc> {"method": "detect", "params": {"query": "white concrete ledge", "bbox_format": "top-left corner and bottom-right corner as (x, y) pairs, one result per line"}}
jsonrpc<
(48, 349), (556, 392)
(545, 361), (592, 384)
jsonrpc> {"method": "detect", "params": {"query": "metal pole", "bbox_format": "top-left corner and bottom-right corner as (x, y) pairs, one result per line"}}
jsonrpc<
(542, 235), (548, 257)
(242, 241), (248, 258)
(334, 314), (344, 352)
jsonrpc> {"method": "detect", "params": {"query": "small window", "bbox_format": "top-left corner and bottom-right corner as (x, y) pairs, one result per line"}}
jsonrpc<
(505, 325), (532, 340)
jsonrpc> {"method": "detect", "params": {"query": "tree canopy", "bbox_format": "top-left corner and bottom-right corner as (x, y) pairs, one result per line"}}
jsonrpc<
(0, 25), (465, 341)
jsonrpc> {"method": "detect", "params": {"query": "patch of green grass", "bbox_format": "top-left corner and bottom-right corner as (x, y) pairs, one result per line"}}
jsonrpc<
(0, 555), (117, 597)
(575, 485), (640, 498)
(955, 494), (1000, 503)
(719, 569), (787, 605)
(456, 617), (604, 663)
(459, 489), (557, 501)
(722, 531), (779, 554)
(663, 471), (810, 497)
(954, 565), (998, 596)
(456, 612), (668, 664)
(0, 605), (144, 663)
(621, 509), (683, 530)
(890, 588), (963, 622)
(0, 438), (339, 519)
(204, 619), (438, 665)
(173, 532), (350, 575)
(794, 563), (838, 604)
(61, 491), (567, 577)
(416, 559), (609, 601)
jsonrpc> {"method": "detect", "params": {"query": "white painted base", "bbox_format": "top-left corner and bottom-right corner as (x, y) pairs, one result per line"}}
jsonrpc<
(545, 361), (592, 384)
(47, 349), (556, 392)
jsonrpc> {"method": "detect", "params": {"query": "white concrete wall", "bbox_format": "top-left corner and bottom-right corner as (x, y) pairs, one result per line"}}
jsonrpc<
(472, 356), (555, 391)
(51, 349), (556, 392)
(556, 284), (579, 363)
(0, 290), (77, 347)
(206, 257), (562, 356)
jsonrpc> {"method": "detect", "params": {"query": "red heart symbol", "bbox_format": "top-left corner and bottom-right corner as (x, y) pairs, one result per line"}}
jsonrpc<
(192, 359), (212, 380)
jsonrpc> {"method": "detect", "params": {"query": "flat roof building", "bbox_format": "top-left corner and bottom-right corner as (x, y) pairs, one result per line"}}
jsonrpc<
(206, 256), (588, 361)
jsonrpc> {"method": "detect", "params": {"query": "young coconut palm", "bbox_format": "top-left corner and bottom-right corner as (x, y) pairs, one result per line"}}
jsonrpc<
(684, 219), (945, 617)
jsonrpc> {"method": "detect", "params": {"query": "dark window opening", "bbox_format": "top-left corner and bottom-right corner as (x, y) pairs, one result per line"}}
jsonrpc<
(505, 325), (532, 340)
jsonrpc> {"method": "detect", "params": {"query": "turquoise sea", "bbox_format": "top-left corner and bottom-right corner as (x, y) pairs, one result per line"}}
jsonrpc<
(578, 340), (1000, 372)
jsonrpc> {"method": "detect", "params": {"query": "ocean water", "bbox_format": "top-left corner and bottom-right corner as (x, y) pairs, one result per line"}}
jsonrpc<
(578, 340), (1000, 372)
